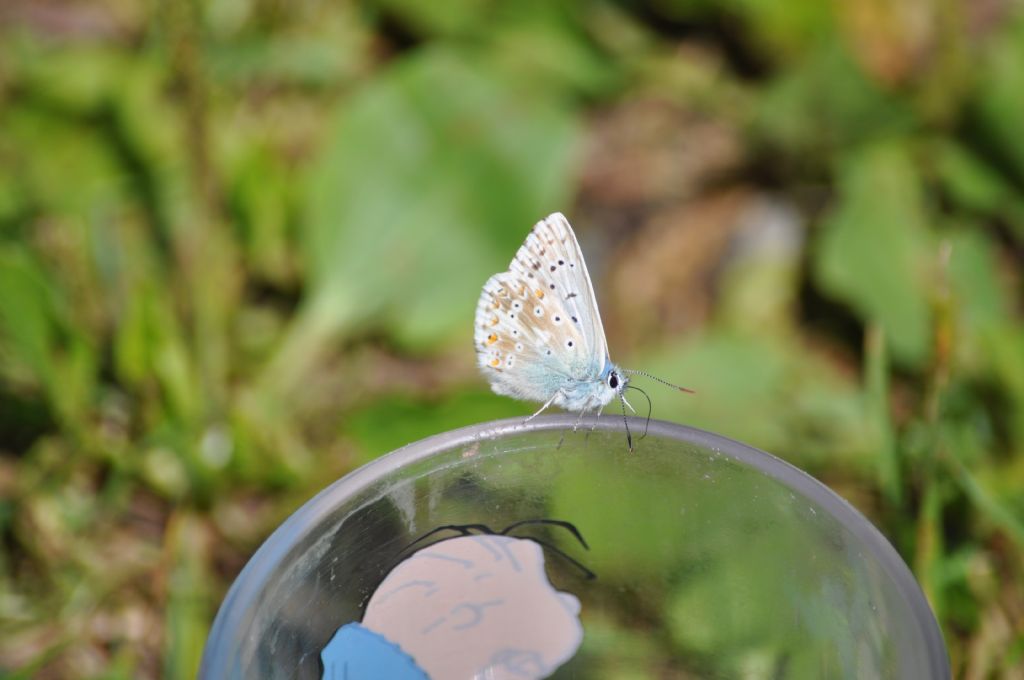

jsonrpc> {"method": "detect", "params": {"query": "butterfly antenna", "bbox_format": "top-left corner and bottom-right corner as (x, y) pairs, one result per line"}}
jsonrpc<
(618, 393), (633, 452)
(622, 368), (695, 394)
(626, 384), (652, 440)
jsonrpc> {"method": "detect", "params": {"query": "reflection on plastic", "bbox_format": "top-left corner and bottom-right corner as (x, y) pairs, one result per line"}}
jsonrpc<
(321, 533), (584, 679)
(199, 417), (948, 680)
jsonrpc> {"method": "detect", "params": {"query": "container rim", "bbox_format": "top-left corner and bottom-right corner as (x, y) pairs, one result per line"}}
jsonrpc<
(199, 415), (950, 679)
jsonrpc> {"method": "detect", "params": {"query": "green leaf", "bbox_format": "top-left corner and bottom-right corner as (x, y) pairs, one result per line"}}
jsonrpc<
(637, 331), (873, 471)
(368, 0), (492, 37)
(726, 0), (836, 61)
(948, 454), (1024, 549)
(865, 324), (900, 503)
(346, 389), (526, 465)
(263, 47), (580, 394)
(944, 227), (1014, 370)
(207, 28), (371, 88)
(226, 144), (295, 284)
(973, 16), (1024, 186)
(486, 6), (622, 98)
(754, 44), (914, 160)
(933, 141), (1018, 217)
(814, 141), (934, 365)
(0, 246), (96, 426)
(0, 247), (59, 387)
(162, 514), (211, 680)
(305, 47), (579, 341)
(114, 283), (201, 425)
(983, 325), (1024, 448)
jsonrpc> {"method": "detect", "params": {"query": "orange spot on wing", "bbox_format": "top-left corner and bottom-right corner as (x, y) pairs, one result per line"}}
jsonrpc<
(490, 358), (500, 367)
(535, 289), (545, 299)
(490, 316), (499, 326)
(487, 333), (498, 345)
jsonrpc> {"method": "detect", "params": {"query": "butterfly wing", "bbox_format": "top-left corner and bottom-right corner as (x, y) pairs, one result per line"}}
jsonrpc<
(475, 213), (610, 404)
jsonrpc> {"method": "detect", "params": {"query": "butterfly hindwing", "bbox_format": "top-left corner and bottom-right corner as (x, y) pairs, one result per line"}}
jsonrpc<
(475, 273), (570, 403)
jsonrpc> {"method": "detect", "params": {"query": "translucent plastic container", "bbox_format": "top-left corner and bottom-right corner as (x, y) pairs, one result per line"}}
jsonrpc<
(200, 416), (949, 679)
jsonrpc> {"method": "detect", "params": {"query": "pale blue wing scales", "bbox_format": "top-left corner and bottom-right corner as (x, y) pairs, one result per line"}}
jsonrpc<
(506, 213), (609, 379)
(474, 272), (576, 403)
(474, 213), (611, 408)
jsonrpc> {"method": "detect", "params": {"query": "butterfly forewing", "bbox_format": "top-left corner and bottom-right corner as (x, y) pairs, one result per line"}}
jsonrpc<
(475, 213), (610, 403)
(515, 214), (609, 363)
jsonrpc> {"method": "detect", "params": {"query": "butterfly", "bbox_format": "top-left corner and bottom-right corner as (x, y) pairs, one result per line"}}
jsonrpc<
(475, 212), (691, 451)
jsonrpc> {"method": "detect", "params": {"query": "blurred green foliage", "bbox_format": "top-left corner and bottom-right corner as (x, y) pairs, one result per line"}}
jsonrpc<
(1, 0), (1023, 677)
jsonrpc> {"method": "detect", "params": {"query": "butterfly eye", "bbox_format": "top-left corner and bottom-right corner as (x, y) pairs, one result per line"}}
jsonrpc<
(608, 373), (619, 389)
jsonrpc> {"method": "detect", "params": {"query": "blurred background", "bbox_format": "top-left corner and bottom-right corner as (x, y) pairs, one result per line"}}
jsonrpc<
(1, 0), (1022, 678)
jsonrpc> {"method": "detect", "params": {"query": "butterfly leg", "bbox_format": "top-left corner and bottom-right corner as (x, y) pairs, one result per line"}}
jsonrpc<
(583, 403), (605, 444)
(556, 407), (590, 450)
(585, 404), (606, 433)
(571, 407), (591, 433)
(524, 390), (563, 424)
